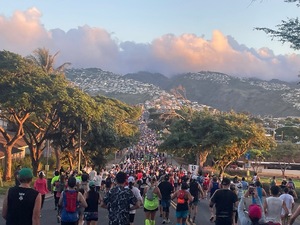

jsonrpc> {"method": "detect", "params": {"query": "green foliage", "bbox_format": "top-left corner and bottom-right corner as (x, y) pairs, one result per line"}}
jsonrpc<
(256, 0), (300, 50)
(160, 110), (275, 175)
(275, 126), (300, 142)
(269, 141), (300, 162)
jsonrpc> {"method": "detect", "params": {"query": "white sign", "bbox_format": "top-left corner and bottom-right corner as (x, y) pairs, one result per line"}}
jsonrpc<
(188, 164), (199, 175)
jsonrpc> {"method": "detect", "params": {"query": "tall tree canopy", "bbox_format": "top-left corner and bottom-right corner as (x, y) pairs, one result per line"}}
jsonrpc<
(256, 0), (300, 50)
(160, 110), (275, 175)
(0, 50), (54, 179)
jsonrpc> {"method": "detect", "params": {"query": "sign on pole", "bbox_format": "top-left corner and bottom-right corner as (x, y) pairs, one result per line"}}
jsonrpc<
(188, 164), (199, 175)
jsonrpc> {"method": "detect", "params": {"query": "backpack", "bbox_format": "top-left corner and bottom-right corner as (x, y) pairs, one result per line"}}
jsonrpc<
(146, 186), (155, 201)
(177, 190), (186, 204)
(287, 181), (295, 190)
(63, 190), (78, 213)
(189, 181), (199, 197)
(203, 178), (210, 190)
(210, 181), (219, 196)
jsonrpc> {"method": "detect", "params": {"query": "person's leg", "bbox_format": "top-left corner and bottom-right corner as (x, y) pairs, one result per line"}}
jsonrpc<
(53, 191), (58, 209)
(165, 200), (170, 222)
(129, 213), (135, 225)
(175, 211), (181, 225)
(41, 194), (45, 209)
(145, 211), (151, 225)
(161, 200), (167, 222)
(191, 204), (197, 222)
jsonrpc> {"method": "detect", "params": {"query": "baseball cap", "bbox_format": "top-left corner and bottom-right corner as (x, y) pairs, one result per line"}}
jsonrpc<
(19, 168), (33, 179)
(248, 204), (262, 220)
(89, 180), (95, 187)
(128, 176), (135, 183)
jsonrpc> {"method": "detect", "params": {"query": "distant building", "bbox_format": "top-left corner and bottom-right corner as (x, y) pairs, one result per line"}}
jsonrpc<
(0, 134), (28, 166)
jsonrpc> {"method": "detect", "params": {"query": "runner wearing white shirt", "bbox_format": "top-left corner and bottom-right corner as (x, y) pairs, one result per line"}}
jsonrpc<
(93, 171), (102, 192)
(279, 187), (294, 225)
(126, 176), (143, 225)
(264, 186), (289, 225)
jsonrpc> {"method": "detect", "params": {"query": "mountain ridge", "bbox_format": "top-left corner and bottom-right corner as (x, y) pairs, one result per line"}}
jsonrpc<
(65, 68), (300, 117)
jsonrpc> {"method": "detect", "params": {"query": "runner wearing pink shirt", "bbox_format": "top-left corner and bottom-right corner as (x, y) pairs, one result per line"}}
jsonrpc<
(34, 171), (49, 209)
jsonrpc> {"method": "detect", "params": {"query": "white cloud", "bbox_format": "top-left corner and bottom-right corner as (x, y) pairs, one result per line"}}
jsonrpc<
(1, 8), (300, 82)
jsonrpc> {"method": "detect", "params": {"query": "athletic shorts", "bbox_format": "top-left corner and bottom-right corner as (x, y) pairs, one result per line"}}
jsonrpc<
(84, 212), (98, 221)
(144, 207), (158, 212)
(129, 213), (135, 223)
(215, 216), (232, 225)
(161, 199), (171, 208)
(189, 198), (199, 206)
(176, 210), (189, 218)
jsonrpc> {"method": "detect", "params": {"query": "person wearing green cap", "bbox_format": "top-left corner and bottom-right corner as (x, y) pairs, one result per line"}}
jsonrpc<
(2, 168), (42, 225)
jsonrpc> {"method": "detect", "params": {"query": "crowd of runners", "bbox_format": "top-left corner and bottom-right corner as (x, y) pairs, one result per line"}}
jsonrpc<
(43, 115), (300, 225)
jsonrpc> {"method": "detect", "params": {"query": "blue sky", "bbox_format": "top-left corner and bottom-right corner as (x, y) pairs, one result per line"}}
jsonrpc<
(1, 0), (300, 81)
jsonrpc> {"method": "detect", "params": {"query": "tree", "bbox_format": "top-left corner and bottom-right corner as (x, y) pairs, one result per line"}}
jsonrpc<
(275, 126), (300, 142)
(0, 50), (46, 180)
(210, 112), (275, 176)
(160, 110), (275, 176)
(269, 141), (300, 177)
(256, 1), (300, 50)
(48, 87), (104, 171)
(26, 48), (71, 74)
(248, 148), (270, 173)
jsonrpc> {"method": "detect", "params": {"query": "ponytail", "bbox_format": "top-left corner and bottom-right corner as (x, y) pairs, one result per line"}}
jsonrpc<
(129, 181), (133, 189)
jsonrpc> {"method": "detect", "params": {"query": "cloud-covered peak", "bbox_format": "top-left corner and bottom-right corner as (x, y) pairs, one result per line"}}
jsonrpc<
(0, 8), (299, 82)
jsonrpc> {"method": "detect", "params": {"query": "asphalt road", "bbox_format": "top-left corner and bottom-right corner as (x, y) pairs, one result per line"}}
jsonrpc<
(2, 196), (300, 225)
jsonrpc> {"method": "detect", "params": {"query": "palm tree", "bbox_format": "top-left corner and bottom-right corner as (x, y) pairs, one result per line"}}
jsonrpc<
(27, 47), (71, 74)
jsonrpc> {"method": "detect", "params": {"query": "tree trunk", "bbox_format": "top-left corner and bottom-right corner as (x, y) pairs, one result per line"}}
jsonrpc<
(3, 146), (13, 181)
(55, 148), (61, 170)
(199, 150), (209, 167)
(218, 167), (225, 178)
(31, 159), (40, 177)
(67, 152), (74, 171)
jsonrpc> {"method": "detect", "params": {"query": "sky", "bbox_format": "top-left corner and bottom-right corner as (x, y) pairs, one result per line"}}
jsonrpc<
(1, 0), (300, 82)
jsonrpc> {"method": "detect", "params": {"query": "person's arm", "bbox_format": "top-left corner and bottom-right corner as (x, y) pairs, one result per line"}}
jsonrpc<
(143, 186), (148, 198)
(101, 192), (108, 209)
(32, 193), (42, 225)
(237, 196), (249, 224)
(292, 201), (295, 212)
(198, 184), (204, 198)
(244, 188), (250, 198)
(282, 201), (289, 216)
(98, 192), (101, 205)
(290, 205), (300, 225)
(171, 191), (178, 200)
(188, 191), (194, 202)
(155, 187), (162, 199)
(263, 199), (268, 215)
(130, 193), (140, 210)
(58, 191), (63, 207)
(262, 188), (267, 197)
(78, 192), (88, 208)
(1, 190), (8, 220)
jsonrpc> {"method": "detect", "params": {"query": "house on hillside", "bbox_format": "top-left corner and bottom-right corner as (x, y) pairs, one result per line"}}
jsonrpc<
(0, 134), (28, 166)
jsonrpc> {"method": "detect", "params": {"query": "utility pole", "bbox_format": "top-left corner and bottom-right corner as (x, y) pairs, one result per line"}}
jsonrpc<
(45, 140), (50, 178)
(78, 123), (82, 172)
